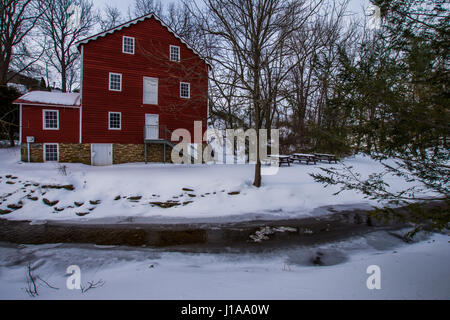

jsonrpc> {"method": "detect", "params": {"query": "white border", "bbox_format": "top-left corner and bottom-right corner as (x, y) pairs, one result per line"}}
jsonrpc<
(109, 72), (122, 92)
(43, 143), (59, 162)
(42, 109), (59, 130)
(80, 46), (84, 143)
(180, 82), (190, 99)
(108, 112), (122, 130)
(19, 104), (22, 145)
(122, 36), (135, 54)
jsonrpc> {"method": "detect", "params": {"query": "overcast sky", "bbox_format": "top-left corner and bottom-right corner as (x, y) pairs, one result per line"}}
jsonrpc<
(93, 0), (371, 20)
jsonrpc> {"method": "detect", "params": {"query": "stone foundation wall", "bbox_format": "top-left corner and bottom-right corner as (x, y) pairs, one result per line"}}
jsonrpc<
(20, 143), (174, 164)
(113, 143), (172, 164)
(21, 144), (43, 162)
(59, 144), (91, 165)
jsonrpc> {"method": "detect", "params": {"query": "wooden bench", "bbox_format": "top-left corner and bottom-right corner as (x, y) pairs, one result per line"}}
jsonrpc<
(290, 153), (317, 165)
(313, 153), (339, 164)
(267, 155), (291, 167)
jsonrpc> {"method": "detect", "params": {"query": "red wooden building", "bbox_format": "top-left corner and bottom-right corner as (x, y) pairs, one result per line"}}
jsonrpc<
(14, 13), (209, 165)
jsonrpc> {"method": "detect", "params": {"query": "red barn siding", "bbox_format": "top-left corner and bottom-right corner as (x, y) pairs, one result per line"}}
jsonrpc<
(21, 105), (80, 144)
(81, 17), (208, 144)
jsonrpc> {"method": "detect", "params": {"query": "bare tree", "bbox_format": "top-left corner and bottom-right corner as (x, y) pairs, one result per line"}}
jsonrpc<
(129, 0), (163, 19)
(38, 0), (97, 92)
(0, 0), (44, 85)
(99, 4), (123, 31)
(164, 2), (204, 51)
(194, 0), (322, 187)
(281, 0), (355, 151)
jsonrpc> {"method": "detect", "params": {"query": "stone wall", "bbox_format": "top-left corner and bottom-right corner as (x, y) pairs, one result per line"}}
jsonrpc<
(21, 143), (43, 162)
(59, 144), (91, 165)
(113, 143), (173, 164)
(20, 143), (174, 164)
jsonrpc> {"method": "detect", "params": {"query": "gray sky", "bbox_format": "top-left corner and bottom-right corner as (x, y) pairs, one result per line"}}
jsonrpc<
(93, 0), (371, 19)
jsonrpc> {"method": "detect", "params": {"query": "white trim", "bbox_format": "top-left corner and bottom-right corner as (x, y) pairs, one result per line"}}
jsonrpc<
(108, 112), (122, 130)
(12, 103), (80, 108)
(43, 109), (59, 130)
(19, 104), (22, 145)
(43, 143), (59, 162)
(109, 72), (122, 92)
(122, 36), (135, 54)
(207, 77), (210, 121)
(170, 45), (180, 62)
(80, 46), (84, 143)
(76, 13), (211, 68)
(180, 82), (190, 99)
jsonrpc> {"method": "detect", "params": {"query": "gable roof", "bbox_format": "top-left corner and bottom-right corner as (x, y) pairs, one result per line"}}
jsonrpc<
(76, 13), (211, 68)
(13, 91), (81, 107)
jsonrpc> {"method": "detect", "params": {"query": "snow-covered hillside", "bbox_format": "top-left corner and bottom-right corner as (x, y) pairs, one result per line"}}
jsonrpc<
(0, 147), (430, 222)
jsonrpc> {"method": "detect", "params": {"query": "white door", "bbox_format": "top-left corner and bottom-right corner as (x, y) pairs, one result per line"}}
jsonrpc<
(91, 144), (113, 166)
(143, 77), (158, 105)
(145, 114), (159, 140)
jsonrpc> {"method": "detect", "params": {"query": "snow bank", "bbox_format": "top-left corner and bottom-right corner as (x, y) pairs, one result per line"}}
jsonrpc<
(0, 147), (432, 222)
(0, 231), (448, 299)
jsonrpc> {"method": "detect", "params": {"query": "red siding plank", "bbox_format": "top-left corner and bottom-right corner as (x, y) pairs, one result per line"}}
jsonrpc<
(21, 106), (80, 144)
(81, 17), (208, 144)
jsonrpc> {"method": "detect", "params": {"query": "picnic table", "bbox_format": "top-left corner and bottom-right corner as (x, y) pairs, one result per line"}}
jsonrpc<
(313, 153), (339, 164)
(267, 155), (291, 167)
(290, 153), (317, 165)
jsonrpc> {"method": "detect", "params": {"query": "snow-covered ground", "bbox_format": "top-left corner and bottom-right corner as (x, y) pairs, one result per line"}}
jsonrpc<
(1, 147), (448, 300)
(0, 231), (448, 299)
(0, 147), (429, 222)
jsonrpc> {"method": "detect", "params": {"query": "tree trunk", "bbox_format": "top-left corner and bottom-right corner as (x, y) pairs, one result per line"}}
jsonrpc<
(8, 126), (15, 147)
(61, 65), (67, 92)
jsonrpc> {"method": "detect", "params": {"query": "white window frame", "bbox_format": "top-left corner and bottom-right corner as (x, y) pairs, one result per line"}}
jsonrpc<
(109, 72), (122, 92)
(108, 112), (122, 130)
(170, 45), (180, 62)
(180, 82), (190, 99)
(42, 109), (59, 130)
(122, 36), (135, 55)
(43, 143), (59, 162)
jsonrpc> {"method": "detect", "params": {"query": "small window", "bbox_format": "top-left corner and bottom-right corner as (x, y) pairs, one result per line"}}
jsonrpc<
(44, 144), (58, 162)
(170, 45), (180, 62)
(109, 73), (122, 91)
(123, 36), (135, 54)
(180, 82), (190, 99)
(109, 112), (121, 130)
(43, 110), (59, 130)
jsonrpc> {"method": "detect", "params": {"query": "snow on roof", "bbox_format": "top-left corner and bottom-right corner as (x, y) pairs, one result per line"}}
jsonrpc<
(7, 83), (28, 94)
(14, 91), (81, 107)
(76, 13), (211, 68)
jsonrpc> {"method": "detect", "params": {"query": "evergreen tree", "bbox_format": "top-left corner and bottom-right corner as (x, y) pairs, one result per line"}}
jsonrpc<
(0, 86), (21, 147)
(311, 0), (449, 236)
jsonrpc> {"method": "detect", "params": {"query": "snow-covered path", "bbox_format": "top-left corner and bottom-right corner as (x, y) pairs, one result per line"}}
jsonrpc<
(0, 231), (448, 299)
